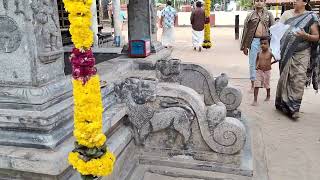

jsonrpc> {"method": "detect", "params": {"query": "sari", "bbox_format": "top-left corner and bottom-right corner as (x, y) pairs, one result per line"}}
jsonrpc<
(275, 11), (319, 116)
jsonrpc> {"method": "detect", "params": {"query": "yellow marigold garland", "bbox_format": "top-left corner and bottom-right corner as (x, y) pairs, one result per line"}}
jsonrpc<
(202, 0), (212, 48)
(72, 76), (106, 148)
(63, 0), (115, 179)
(63, 0), (93, 49)
(69, 152), (115, 176)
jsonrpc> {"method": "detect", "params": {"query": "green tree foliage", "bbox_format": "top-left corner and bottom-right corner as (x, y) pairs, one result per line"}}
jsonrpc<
(239, 0), (252, 9)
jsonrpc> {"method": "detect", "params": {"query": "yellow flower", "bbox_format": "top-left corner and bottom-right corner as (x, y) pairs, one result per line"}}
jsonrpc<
(63, 0), (115, 177)
(72, 76), (106, 148)
(203, 0), (212, 48)
(63, 0), (94, 49)
(69, 152), (116, 176)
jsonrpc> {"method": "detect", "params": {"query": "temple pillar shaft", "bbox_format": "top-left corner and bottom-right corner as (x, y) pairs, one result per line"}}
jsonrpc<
(128, 0), (163, 52)
(112, 0), (122, 46)
(91, 0), (99, 46)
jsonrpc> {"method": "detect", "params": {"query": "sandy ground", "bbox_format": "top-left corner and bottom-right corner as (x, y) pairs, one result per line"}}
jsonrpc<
(164, 27), (320, 180)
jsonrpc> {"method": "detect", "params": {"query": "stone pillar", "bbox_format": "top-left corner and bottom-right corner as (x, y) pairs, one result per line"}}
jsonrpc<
(91, 0), (99, 47)
(128, 0), (163, 52)
(150, 0), (163, 52)
(0, 0), (73, 178)
(235, 15), (239, 40)
(100, 0), (109, 20)
(112, 0), (122, 46)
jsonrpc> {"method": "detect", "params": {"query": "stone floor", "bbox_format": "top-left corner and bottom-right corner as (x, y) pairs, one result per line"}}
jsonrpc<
(159, 27), (320, 180)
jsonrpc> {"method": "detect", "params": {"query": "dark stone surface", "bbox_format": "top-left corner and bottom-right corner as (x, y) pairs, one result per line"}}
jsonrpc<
(64, 52), (122, 75)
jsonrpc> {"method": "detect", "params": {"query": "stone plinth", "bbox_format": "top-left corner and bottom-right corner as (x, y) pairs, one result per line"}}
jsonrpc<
(0, 0), (72, 149)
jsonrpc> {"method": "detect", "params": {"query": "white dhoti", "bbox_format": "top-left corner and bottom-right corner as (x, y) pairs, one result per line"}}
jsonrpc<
(192, 30), (204, 48)
(162, 27), (175, 47)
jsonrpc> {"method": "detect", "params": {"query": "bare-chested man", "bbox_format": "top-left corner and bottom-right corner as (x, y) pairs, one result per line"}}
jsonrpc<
(240, 0), (275, 92)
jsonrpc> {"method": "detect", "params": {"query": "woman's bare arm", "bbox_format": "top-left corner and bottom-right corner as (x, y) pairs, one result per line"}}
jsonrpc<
(300, 24), (319, 42)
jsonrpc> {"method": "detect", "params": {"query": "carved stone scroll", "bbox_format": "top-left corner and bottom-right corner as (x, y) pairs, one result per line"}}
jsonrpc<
(156, 59), (243, 113)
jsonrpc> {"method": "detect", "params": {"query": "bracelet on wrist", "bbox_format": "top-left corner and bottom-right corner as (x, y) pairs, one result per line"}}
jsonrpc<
(305, 33), (310, 39)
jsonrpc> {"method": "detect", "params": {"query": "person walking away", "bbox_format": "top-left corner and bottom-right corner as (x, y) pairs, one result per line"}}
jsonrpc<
(240, 0), (275, 93)
(190, 1), (205, 52)
(160, 1), (178, 48)
(252, 36), (278, 106)
(120, 10), (126, 30)
(275, 0), (319, 120)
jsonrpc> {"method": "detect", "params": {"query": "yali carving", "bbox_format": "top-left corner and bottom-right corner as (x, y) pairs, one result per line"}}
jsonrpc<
(115, 77), (194, 149)
(156, 59), (181, 82)
(115, 77), (247, 155)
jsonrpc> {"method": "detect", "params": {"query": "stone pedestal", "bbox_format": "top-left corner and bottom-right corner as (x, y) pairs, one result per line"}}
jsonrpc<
(0, 0), (72, 155)
(128, 0), (163, 53)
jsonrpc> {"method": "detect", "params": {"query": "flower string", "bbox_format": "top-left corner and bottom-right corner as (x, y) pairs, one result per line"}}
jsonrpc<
(203, 0), (212, 49)
(62, 0), (115, 178)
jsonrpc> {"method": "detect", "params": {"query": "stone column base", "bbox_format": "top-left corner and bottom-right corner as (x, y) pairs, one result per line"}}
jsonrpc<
(0, 78), (73, 149)
(151, 41), (164, 53)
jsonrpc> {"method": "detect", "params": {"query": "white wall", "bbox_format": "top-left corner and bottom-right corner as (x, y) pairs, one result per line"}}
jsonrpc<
(177, 10), (277, 26)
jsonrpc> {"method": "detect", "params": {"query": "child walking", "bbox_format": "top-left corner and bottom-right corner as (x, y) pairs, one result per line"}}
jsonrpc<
(252, 36), (278, 106)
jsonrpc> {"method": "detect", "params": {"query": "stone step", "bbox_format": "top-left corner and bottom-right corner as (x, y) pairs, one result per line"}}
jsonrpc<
(138, 154), (253, 178)
(101, 83), (118, 111)
(98, 58), (134, 83)
(119, 70), (157, 80)
(102, 129), (137, 180)
(103, 103), (127, 135)
(129, 164), (251, 180)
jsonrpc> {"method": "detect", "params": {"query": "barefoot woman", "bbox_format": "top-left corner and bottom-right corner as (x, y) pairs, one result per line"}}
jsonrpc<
(276, 0), (319, 119)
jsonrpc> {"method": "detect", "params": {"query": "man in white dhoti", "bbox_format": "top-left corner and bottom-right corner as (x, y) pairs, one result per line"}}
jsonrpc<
(190, 1), (205, 52)
(160, 1), (177, 48)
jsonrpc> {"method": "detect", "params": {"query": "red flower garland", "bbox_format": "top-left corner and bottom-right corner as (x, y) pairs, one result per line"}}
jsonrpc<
(70, 48), (97, 83)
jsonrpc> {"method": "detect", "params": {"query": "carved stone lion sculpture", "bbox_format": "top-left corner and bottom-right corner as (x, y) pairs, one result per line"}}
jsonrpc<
(156, 59), (181, 82)
(115, 77), (247, 155)
(115, 77), (194, 148)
